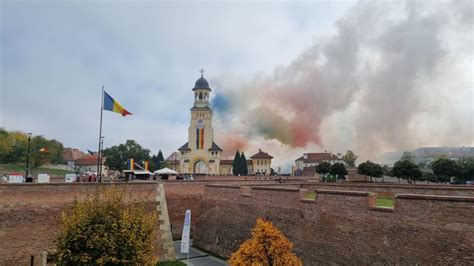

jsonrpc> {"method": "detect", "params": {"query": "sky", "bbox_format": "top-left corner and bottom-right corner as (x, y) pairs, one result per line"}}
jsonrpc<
(1, 0), (473, 171)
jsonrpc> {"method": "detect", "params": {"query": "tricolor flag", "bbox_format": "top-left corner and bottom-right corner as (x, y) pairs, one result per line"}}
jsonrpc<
(103, 91), (132, 116)
(196, 128), (204, 149)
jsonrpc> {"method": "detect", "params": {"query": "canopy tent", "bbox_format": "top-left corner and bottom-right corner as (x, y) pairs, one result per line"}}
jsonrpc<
(154, 168), (178, 175)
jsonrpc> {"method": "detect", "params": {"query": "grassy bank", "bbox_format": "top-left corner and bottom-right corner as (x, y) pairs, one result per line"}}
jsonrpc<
(0, 163), (74, 176)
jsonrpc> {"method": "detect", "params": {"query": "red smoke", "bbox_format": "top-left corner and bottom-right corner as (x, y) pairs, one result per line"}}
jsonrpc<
(216, 133), (249, 157)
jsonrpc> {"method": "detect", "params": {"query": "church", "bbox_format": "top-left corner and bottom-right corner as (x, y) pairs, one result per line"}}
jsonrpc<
(172, 71), (273, 176)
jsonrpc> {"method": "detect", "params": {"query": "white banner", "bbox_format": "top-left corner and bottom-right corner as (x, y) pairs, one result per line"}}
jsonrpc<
(180, 209), (191, 253)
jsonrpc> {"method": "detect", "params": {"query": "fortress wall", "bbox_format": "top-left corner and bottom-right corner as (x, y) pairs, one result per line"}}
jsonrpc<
(0, 180), (279, 264)
(194, 185), (474, 265)
(302, 182), (474, 196)
(0, 182), (160, 265)
(1, 180), (473, 264)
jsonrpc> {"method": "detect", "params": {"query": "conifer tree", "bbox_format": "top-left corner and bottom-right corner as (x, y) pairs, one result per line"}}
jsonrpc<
(229, 218), (302, 266)
(232, 151), (241, 176)
(240, 152), (248, 176)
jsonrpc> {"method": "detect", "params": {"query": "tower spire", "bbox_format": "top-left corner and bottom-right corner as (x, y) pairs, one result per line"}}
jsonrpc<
(200, 68), (205, 77)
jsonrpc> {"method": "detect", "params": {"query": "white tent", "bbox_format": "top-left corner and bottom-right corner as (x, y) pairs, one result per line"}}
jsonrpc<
(154, 167), (178, 175)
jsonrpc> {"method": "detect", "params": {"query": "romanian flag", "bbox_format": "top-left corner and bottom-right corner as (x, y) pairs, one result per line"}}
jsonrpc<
(196, 128), (204, 149)
(104, 91), (132, 116)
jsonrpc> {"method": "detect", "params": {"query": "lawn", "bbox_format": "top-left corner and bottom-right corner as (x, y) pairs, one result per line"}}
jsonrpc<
(0, 163), (74, 176)
(305, 191), (317, 200)
(376, 197), (395, 208)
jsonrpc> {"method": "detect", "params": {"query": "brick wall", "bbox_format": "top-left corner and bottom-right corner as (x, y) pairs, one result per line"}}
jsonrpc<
(0, 182), (160, 265)
(0, 179), (281, 264)
(2, 180), (473, 264)
(193, 184), (474, 264)
(302, 182), (474, 196)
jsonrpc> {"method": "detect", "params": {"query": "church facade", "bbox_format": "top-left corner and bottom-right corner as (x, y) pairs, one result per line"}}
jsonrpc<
(174, 73), (274, 176)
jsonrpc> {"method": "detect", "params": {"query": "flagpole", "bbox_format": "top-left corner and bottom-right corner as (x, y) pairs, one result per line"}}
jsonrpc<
(97, 85), (104, 182)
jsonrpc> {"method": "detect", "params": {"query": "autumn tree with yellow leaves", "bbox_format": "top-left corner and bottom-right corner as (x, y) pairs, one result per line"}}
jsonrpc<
(56, 187), (157, 265)
(229, 218), (303, 266)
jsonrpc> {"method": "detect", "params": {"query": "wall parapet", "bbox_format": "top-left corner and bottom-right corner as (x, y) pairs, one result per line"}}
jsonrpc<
(305, 182), (474, 191)
(396, 194), (474, 202)
(251, 186), (301, 192)
(315, 189), (371, 197)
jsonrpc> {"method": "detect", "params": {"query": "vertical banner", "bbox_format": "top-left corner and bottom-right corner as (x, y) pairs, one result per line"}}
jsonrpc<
(196, 128), (205, 149)
(180, 209), (191, 253)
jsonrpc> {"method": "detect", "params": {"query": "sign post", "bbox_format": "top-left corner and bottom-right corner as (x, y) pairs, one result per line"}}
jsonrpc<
(180, 209), (191, 264)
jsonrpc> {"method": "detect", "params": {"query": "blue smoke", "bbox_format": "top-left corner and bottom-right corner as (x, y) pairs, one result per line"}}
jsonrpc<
(211, 92), (231, 114)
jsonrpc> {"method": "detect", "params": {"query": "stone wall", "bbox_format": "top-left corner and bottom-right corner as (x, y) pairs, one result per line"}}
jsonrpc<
(2, 179), (473, 265)
(0, 178), (286, 264)
(0, 182), (161, 265)
(194, 184), (474, 265)
(302, 182), (474, 196)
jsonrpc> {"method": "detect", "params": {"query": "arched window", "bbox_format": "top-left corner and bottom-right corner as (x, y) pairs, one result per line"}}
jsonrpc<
(199, 92), (203, 100)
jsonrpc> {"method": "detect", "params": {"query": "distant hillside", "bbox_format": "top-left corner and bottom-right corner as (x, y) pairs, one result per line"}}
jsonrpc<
(0, 163), (74, 177)
(380, 146), (474, 165)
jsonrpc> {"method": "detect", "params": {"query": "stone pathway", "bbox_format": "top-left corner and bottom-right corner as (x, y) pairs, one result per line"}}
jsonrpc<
(174, 240), (228, 266)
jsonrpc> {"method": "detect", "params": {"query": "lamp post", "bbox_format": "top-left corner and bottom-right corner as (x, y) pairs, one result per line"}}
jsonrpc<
(25, 133), (32, 180)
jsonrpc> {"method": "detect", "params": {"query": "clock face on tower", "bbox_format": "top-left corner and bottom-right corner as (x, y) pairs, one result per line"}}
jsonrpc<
(196, 118), (204, 129)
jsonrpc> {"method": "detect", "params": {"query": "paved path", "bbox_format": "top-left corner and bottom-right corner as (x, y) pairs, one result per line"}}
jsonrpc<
(174, 240), (228, 266)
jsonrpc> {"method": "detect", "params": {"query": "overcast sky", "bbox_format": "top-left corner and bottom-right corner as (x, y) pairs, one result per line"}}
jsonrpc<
(1, 0), (473, 171)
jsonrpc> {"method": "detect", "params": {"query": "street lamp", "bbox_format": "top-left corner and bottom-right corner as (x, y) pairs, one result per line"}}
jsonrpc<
(25, 133), (32, 180)
(24, 133), (48, 182)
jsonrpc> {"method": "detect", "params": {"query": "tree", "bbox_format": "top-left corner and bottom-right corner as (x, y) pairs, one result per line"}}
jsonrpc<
(0, 128), (13, 162)
(330, 162), (347, 181)
(0, 129), (64, 166)
(229, 218), (302, 266)
(5, 131), (28, 163)
(103, 140), (151, 171)
(56, 188), (157, 264)
(431, 158), (459, 183)
(150, 150), (165, 172)
(420, 171), (437, 184)
(400, 151), (415, 162)
(342, 150), (358, 167)
(457, 159), (474, 181)
(315, 161), (330, 179)
(232, 151), (241, 176)
(392, 160), (421, 183)
(358, 161), (383, 182)
(240, 152), (248, 176)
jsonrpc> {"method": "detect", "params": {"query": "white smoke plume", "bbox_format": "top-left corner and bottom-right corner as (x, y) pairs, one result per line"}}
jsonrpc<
(211, 0), (473, 165)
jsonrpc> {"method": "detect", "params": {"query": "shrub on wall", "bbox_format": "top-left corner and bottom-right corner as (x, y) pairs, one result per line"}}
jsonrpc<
(229, 218), (302, 266)
(56, 187), (157, 265)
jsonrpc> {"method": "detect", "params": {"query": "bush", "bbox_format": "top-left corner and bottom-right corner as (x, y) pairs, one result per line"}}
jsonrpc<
(229, 218), (302, 265)
(56, 187), (158, 265)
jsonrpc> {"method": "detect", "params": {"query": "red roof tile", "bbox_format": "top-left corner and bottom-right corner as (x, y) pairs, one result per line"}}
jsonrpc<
(250, 149), (273, 159)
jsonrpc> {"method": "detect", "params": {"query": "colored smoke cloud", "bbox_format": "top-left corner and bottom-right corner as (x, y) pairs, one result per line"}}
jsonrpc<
(212, 0), (473, 161)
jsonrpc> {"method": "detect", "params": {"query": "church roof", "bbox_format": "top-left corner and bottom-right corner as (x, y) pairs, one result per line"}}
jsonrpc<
(208, 142), (223, 151)
(193, 75), (211, 91)
(178, 142), (190, 151)
(250, 149), (273, 159)
(191, 106), (211, 111)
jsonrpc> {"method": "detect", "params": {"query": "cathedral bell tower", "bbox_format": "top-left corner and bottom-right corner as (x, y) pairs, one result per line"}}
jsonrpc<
(177, 69), (222, 175)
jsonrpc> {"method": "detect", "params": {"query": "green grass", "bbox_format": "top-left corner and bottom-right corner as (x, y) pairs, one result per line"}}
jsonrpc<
(0, 163), (74, 176)
(157, 261), (187, 266)
(376, 197), (395, 208)
(305, 191), (317, 200)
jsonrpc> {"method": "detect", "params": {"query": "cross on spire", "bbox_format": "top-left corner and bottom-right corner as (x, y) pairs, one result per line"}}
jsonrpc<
(200, 68), (205, 77)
